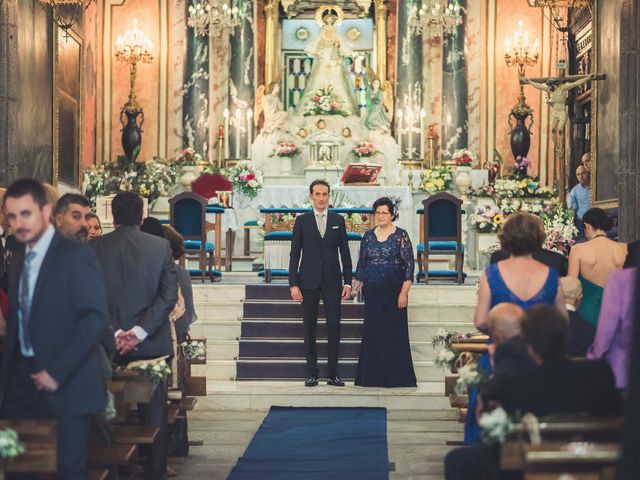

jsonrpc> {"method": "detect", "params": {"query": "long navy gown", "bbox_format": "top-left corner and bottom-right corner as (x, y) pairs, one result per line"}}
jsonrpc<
(354, 228), (417, 387)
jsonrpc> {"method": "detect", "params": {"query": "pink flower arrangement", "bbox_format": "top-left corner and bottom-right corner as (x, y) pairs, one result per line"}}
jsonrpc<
(453, 149), (476, 167)
(272, 142), (299, 158)
(353, 142), (377, 158)
(176, 147), (202, 166)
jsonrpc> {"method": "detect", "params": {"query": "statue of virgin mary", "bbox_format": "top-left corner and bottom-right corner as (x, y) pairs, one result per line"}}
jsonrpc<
(295, 8), (360, 117)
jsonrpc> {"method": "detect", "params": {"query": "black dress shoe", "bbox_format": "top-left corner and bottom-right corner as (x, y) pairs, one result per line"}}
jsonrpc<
(305, 376), (318, 387)
(327, 375), (345, 387)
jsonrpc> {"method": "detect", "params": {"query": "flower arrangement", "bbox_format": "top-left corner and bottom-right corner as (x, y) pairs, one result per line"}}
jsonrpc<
(541, 207), (578, 256)
(432, 328), (461, 349)
(435, 347), (457, 370)
(0, 428), (25, 459)
(130, 361), (172, 381)
(420, 166), (453, 194)
(180, 339), (207, 362)
(453, 149), (476, 167)
(470, 204), (503, 233)
(175, 147), (202, 166)
(302, 85), (350, 117)
(270, 142), (300, 158)
(497, 197), (557, 216)
(455, 364), (484, 394)
(352, 142), (377, 159)
(514, 155), (531, 178)
(225, 162), (264, 199)
(82, 163), (121, 208)
(479, 407), (513, 445)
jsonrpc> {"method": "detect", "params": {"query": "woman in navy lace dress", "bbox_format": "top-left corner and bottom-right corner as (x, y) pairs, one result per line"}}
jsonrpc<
(353, 197), (417, 387)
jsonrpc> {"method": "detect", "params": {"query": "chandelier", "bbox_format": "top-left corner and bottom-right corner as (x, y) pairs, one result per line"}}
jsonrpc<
(408, 1), (464, 38)
(38, 0), (94, 37)
(527, 0), (592, 33)
(187, 1), (243, 37)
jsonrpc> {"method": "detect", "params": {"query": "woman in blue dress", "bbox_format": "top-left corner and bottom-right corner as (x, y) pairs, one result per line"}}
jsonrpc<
(466, 212), (568, 444)
(353, 197), (417, 387)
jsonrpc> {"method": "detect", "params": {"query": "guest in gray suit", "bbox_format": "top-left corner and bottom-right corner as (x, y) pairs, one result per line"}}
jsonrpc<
(91, 191), (178, 480)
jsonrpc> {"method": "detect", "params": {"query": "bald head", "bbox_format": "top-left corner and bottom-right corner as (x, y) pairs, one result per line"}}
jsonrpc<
(576, 165), (590, 186)
(488, 303), (525, 346)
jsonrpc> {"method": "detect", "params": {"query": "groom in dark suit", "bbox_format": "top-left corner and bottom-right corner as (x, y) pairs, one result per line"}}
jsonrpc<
(1, 179), (109, 479)
(289, 180), (353, 387)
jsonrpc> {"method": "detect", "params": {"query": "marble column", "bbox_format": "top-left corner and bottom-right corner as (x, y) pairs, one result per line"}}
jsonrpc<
(229, 0), (255, 160)
(618, 0), (640, 241)
(441, 0), (468, 155)
(183, 0), (210, 158)
(395, 0), (422, 159)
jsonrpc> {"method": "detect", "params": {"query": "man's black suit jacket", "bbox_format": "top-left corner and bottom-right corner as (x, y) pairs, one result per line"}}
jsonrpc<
(495, 358), (622, 417)
(490, 248), (567, 276)
(568, 310), (596, 355)
(91, 225), (178, 358)
(481, 336), (537, 400)
(1, 232), (109, 418)
(288, 212), (352, 290)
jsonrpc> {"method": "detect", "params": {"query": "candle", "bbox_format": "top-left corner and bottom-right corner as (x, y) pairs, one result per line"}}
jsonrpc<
(397, 110), (403, 158)
(217, 124), (224, 167)
(234, 109), (241, 159)
(428, 124), (434, 139)
(407, 108), (414, 159)
(247, 109), (253, 157)
(223, 109), (229, 159)
(420, 109), (426, 160)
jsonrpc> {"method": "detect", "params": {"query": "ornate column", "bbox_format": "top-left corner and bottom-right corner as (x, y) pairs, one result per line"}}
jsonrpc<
(264, 0), (279, 87)
(441, 0), (468, 154)
(183, 0), (210, 158)
(374, 0), (388, 83)
(395, 0), (422, 159)
(229, 0), (255, 159)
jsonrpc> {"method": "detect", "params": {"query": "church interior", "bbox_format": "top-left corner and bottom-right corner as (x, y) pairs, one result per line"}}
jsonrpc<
(1, 0), (640, 479)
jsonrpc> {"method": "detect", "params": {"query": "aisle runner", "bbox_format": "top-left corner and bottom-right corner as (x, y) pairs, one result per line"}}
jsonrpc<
(227, 406), (389, 480)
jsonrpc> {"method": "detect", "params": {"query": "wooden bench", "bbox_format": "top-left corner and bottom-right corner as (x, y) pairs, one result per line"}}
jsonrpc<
(114, 425), (159, 446)
(89, 443), (137, 469)
(89, 468), (110, 480)
(179, 396), (198, 411)
(0, 420), (57, 476)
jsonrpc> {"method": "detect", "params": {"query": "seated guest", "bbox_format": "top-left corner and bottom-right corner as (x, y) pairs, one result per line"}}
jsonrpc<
(164, 225), (197, 339)
(445, 305), (622, 480)
(587, 266), (636, 391)
(560, 276), (596, 356)
(86, 212), (103, 240)
(53, 193), (91, 242)
(567, 165), (590, 238)
(141, 216), (166, 238)
(568, 207), (627, 327)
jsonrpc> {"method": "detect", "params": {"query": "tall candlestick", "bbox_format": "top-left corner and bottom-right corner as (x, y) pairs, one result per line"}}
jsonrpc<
(223, 109), (229, 160)
(420, 109), (426, 161)
(397, 110), (403, 158)
(247, 109), (253, 158)
(217, 124), (224, 167)
(234, 109), (241, 159)
(407, 109), (414, 159)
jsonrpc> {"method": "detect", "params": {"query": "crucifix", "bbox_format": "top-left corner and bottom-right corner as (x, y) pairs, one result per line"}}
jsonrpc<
(520, 70), (605, 204)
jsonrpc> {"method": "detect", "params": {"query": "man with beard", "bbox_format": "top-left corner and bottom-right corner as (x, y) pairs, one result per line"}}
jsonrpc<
(53, 193), (91, 242)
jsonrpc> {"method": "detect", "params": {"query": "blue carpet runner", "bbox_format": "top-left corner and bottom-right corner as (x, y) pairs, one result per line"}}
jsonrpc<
(228, 406), (389, 480)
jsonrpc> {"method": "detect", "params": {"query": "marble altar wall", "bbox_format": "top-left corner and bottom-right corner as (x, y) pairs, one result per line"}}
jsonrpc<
(168, 0), (187, 159)
(465, 0), (482, 158)
(81, 1), (100, 169)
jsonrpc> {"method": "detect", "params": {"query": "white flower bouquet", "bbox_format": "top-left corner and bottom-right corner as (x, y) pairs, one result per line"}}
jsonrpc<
(131, 361), (172, 381)
(0, 428), (25, 459)
(302, 85), (350, 117)
(435, 347), (457, 370)
(454, 364), (483, 394)
(225, 162), (264, 199)
(479, 407), (513, 445)
(541, 207), (578, 257)
(180, 339), (207, 362)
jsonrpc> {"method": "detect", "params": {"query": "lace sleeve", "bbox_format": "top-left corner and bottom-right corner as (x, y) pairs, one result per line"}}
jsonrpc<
(399, 229), (414, 282)
(354, 231), (370, 281)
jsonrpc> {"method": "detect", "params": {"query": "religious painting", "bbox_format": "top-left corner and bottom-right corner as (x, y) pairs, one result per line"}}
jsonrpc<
(592, 0), (619, 207)
(55, 27), (82, 186)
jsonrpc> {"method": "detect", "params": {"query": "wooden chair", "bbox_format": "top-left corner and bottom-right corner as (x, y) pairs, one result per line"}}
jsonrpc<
(418, 192), (465, 284)
(170, 192), (215, 282)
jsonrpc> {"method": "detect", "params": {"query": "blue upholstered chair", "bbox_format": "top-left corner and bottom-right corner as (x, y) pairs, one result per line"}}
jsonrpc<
(169, 192), (215, 283)
(417, 192), (465, 284)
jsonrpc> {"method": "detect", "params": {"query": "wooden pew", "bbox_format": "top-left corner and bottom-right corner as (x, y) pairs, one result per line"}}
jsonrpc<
(0, 420), (57, 476)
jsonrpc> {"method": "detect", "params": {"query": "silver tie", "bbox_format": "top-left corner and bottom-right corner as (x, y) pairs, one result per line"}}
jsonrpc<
(317, 214), (326, 237)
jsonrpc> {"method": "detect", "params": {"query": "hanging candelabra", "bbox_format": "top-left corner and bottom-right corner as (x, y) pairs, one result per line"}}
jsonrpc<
(504, 20), (539, 164)
(115, 18), (154, 162)
(38, 0), (94, 38)
(187, 0), (243, 37)
(408, 1), (464, 37)
(527, 0), (592, 33)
